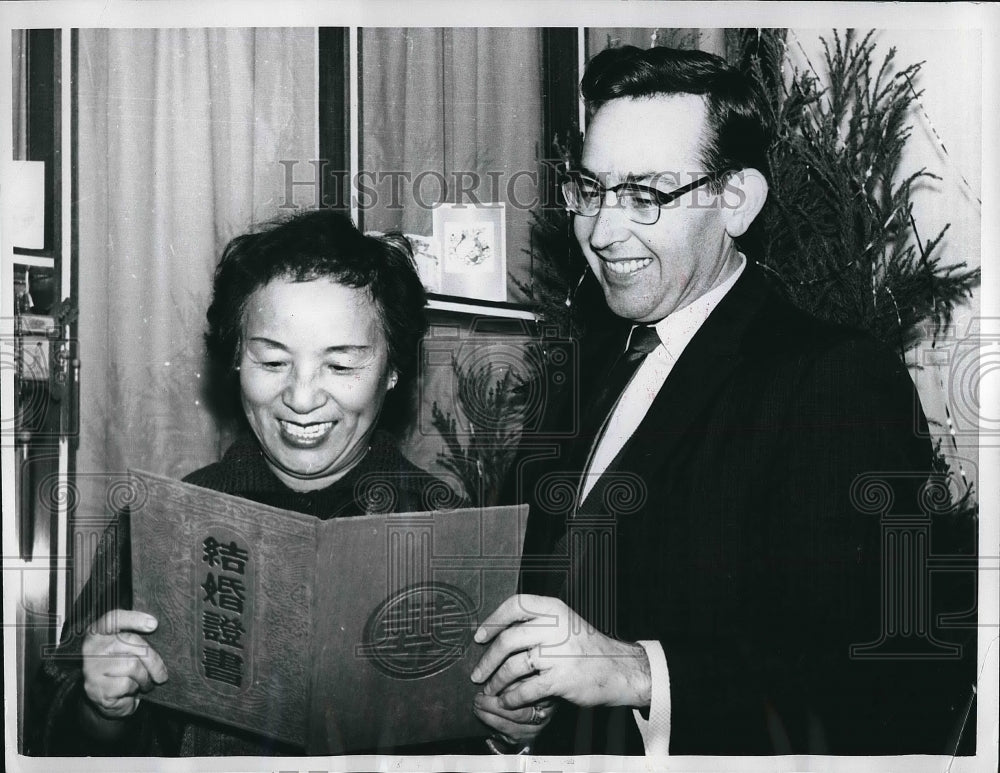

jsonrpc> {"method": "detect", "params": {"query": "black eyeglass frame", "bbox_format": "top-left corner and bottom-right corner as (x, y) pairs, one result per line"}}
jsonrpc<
(561, 171), (720, 225)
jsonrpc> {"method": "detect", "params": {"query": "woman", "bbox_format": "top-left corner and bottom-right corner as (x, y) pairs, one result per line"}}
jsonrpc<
(32, 210), (461, 755)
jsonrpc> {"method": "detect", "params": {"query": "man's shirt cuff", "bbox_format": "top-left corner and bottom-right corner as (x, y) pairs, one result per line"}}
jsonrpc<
(632, 639), (670, 755)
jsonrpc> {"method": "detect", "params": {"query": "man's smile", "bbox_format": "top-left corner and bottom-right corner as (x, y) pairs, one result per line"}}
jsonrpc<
(599, 256), (654, 277)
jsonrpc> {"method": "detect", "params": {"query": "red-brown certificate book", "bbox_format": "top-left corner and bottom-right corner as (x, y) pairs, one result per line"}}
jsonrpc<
(128, 469), (528, 753)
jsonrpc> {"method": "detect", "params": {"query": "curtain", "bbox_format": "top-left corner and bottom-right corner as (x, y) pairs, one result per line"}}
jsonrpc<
(74, 28), (316, 588)
(360, 28), (543, 301)
(13, 29), (27, 159)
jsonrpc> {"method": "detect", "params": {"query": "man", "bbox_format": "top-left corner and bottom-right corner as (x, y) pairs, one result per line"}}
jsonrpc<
(471, 46), (975, 755)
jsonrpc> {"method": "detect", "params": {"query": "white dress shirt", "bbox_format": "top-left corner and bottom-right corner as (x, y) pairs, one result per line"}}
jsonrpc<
(580, 255), (747, 755)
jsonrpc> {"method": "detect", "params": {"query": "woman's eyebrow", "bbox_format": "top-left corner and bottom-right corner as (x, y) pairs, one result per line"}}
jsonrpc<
(247, 338), (371, 354)
(246, 336), (287, 350)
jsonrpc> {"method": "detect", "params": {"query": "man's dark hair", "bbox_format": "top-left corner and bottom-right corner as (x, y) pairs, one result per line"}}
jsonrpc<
(204, 208), (427, 421)
(581, 45), (773, 189)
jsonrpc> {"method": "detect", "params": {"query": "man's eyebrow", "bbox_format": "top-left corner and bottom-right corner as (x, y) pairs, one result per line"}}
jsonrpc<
(625, 170), (684, 185)
(625, 170), (664, 181)
(576, 167), (679, 184)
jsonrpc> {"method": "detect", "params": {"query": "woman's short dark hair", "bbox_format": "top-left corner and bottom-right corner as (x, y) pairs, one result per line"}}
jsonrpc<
(581, 45), (773, 189)
(204, 209), (427, 419)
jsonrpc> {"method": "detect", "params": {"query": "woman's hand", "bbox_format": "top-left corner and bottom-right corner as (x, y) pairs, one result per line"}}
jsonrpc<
(474, 693), (555, 750)
(82, 609), (168, 720)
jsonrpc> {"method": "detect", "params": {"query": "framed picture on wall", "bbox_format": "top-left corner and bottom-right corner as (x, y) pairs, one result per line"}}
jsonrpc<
(432, 202), (506, 302)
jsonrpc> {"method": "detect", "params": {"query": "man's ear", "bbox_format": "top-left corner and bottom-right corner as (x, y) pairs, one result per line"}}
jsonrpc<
(722, 168), (768, 238)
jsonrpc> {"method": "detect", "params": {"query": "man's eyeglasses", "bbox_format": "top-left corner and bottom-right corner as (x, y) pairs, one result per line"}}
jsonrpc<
(561, 172), (716, 225)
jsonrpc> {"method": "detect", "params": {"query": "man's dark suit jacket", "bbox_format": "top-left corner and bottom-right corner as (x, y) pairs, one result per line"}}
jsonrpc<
(514, 263), (976, 756)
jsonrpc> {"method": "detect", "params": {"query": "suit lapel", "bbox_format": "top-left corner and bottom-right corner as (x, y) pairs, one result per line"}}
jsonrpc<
(578, 264), (773, 516)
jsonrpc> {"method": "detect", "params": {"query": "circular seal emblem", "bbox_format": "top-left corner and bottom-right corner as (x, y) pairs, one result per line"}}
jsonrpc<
(358, 582), (475, 680)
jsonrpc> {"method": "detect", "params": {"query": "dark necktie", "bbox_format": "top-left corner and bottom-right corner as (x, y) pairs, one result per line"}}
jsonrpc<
(576, 324), (661, 503)
(588, 324), (662, 432)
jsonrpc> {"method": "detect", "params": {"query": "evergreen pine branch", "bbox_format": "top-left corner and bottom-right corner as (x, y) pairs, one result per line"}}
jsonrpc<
(431, 355), (538, 506)
(753, 28), (979, 349)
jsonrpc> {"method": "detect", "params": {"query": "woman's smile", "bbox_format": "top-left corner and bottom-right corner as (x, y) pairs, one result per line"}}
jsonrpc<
(277, 419), (336, 447)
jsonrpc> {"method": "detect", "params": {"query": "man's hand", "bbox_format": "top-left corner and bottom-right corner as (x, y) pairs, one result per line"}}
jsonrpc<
(470, 594), (651, 711)
(82, 609), (168, 720)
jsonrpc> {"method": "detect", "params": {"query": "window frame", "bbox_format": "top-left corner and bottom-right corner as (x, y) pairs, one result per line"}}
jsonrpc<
(317, 26), (581, 319)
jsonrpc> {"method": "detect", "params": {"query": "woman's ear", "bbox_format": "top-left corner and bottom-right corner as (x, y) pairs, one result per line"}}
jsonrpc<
(722, 168), (768, 238)
(388, 371), (399, 390)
